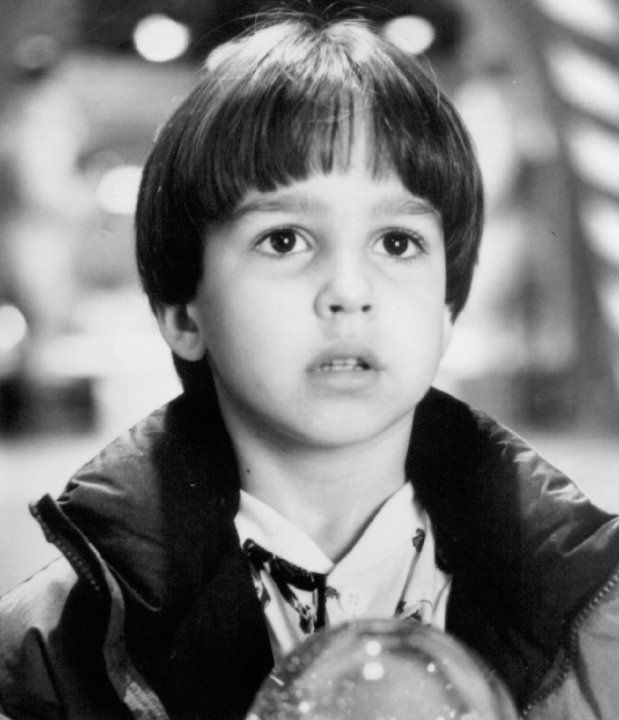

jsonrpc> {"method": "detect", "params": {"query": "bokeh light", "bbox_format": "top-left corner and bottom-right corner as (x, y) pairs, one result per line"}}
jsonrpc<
(0, 305), (28, 354)
(382, 16), (436, 56)
(133, 14), (190, 63)
(95, 165), (142, 215)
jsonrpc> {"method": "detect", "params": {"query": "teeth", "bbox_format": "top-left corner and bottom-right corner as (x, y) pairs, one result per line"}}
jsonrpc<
(318, 358), (369, 371)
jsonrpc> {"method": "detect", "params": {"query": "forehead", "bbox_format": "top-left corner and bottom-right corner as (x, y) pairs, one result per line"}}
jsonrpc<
(228, 130), (439, 221)
(231, 169), (440, 221)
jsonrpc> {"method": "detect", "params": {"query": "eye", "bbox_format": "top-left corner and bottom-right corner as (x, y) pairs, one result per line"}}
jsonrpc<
(255, 228), (310, 256)
(373, 230), (424, 259)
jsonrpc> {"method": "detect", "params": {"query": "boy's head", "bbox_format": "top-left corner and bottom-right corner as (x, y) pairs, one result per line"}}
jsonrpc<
(135, 14), (484, 431)
(136, 13), (483, 320)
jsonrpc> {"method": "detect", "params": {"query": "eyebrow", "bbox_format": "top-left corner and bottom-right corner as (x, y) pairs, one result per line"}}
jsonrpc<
(374, 195), (439, 217)
(231, 189), (438, 220)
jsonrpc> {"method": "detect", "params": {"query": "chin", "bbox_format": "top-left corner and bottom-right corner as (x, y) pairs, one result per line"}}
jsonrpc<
(284, 413), (412, 451)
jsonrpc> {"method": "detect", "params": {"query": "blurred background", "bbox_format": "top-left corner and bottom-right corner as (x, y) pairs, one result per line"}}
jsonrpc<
(1, 0), (618, 594)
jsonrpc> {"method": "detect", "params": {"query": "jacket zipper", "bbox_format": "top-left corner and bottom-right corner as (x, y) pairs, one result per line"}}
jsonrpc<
(522, 565), (619, 716)
(30, 503), (105, 596)
(31, 502), (171, 720)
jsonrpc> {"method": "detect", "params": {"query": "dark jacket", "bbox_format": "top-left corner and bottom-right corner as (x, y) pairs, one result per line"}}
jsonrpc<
(1, 388), (618, 720)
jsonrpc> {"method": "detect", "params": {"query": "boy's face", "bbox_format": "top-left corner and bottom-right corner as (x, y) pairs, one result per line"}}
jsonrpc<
(182, 157), (452, 450)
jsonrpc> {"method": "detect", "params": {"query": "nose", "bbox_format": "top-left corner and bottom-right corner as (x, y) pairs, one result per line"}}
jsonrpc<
(314, 255), (374, 319)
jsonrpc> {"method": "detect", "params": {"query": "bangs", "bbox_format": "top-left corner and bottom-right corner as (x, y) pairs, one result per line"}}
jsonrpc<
(196, 82), (372, 219)
(179, 19), (471, 226)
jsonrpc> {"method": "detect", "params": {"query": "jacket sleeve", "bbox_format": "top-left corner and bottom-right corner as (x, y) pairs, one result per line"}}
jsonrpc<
(527, 567), (619, 720)
(0, 557), (131, 720)
(0, 559), (76, 720)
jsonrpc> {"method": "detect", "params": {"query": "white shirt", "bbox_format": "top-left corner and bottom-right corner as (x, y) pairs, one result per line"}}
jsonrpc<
(234, 483), (452, 662)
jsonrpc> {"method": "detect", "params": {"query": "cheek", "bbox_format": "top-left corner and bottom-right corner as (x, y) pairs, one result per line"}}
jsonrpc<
(198, 279), (281, 360)
(383, 280), (445, 327)
(381, 287), (448, 369)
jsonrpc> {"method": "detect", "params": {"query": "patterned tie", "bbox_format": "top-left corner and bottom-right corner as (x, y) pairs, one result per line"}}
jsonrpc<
(242, 538), (329, 633)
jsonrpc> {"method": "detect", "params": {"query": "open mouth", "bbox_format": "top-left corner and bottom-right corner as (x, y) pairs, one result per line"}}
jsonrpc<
(316, 358), (371, 372)
(309, 344), (379, 376)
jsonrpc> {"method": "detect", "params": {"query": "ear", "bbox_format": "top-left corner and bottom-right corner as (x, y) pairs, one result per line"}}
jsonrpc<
(441, 305), (455, 358)
(156, 304), (206, 361)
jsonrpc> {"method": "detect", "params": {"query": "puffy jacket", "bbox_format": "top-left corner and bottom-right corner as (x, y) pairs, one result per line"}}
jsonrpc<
(1, 388), (618, 719)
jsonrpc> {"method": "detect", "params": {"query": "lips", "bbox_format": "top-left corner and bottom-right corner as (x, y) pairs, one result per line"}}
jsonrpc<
(308, 345), (379, 373)
(316, 358), (370, 372)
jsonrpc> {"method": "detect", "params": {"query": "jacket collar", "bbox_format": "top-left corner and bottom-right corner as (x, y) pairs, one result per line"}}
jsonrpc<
(408, 389), (619, 703)
(49, 391), (272, 717)
(50, 386), (619, 635)
(409, 390), (619, 636)
(37, 387), (619, 710)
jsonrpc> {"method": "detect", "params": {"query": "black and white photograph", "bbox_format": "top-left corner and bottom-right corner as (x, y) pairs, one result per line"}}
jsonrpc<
(0, 1), (618, 718)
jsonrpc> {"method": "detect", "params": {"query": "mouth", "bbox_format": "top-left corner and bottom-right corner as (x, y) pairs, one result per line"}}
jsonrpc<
(316, 357), (371, 372)
(308, 345), (380, 374)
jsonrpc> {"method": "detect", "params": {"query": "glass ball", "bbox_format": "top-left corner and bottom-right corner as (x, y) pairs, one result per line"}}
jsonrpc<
(246, 619), (518, 720)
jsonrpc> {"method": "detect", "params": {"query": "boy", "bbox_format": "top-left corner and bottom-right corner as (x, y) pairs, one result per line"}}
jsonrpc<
(1, 13), (619, 720)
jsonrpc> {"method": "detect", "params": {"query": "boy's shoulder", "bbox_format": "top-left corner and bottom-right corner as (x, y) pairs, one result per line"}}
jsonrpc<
(415, 390), (619, 707)
(415, 387), (619, 541)
(57, 392), (240, 524)
(0, 556), (123, 719)
(31, 392), (242, 611)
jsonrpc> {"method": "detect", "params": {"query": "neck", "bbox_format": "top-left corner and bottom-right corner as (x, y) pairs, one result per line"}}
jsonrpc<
(224, 414), (414, 562)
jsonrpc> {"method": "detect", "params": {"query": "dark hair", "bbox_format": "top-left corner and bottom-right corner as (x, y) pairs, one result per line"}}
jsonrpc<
(136, 13), (483, 321)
